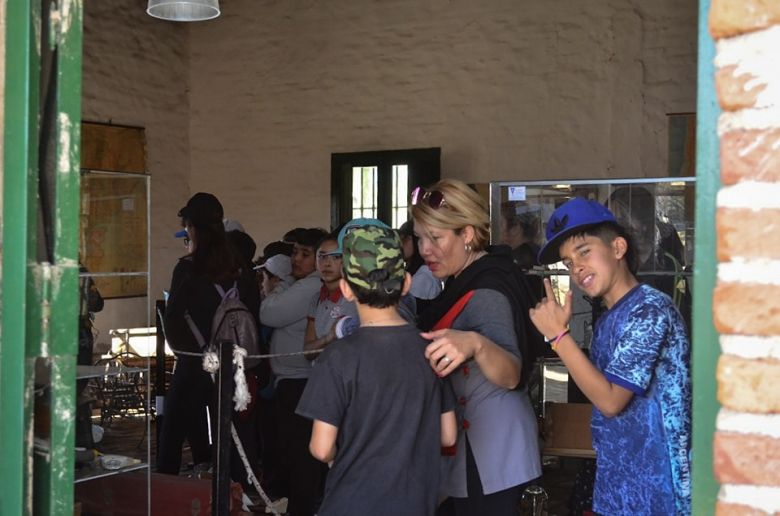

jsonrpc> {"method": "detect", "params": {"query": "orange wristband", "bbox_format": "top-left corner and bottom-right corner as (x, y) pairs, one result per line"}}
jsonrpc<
(549, 329), (570, 352)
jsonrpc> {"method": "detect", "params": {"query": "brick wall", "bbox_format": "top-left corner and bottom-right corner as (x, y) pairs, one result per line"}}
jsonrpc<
(82, 0), (190, 334)
(711, 0), (780, 513)
(187, 0), (697, 248)
(77, 0), (698, 337)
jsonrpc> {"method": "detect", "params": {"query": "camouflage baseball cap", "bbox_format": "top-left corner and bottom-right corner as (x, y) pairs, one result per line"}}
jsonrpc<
(342, 225), (406, 293)
(336, 217), (390, 254)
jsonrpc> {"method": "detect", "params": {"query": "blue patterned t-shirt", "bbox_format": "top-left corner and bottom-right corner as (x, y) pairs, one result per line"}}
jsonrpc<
(590, 284), (691, 515)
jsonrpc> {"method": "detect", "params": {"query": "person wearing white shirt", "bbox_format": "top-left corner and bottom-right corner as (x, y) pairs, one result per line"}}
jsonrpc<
(259, 228), (328, 516)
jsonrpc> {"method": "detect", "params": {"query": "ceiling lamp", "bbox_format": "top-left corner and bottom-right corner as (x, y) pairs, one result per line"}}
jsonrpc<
(147, 0), (220, 22)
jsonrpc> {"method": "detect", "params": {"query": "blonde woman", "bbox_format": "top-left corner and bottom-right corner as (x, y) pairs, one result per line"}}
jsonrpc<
(413, 179), (541, 516)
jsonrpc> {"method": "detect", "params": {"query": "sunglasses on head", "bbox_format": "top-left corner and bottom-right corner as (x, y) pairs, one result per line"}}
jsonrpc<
(411, 186), (447, 209)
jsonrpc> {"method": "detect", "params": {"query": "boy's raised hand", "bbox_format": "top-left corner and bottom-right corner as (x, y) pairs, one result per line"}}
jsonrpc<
(529, 278), (572, 340)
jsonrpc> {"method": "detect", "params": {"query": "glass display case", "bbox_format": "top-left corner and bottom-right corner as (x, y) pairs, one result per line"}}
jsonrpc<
(74, 169), (151, 510)
(489, 178), (695, 410)
(488, 177), (696, 446)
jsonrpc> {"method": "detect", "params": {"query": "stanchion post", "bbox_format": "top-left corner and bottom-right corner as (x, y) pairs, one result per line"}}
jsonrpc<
(212, 340), (233, 516)
(155, 300), (166, 461)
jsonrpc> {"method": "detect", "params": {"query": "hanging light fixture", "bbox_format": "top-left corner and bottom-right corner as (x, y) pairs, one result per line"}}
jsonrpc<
(147, 0), (220, 22)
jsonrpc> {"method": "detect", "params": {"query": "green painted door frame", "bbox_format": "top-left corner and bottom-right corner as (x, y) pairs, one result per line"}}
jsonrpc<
(2, 1), (42, 513)
(2, 0), (83, 514)
(692, 0), (720, 513)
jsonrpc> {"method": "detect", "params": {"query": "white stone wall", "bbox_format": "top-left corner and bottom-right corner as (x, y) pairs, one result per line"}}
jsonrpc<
(81, 0), (697, 339)
(188, 0), (697, 247)
(82, 0), (190, 338)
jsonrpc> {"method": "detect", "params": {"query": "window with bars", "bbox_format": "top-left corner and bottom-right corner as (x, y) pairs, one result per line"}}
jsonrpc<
(331, 148), (440, 231)
(351, 166), (378, 219)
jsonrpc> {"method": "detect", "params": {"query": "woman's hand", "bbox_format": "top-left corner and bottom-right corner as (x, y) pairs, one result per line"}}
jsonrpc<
(421, 329), (480, 377)
(529, 278), (572, 340)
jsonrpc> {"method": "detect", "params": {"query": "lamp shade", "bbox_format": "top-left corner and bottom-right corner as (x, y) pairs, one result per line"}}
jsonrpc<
(147, 0), (220, 22)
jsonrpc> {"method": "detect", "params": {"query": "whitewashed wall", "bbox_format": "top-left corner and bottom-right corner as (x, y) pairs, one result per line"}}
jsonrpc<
(82, 0), (697, 344)
(188, 0), (697, 248)
(82, 1), (190, 343)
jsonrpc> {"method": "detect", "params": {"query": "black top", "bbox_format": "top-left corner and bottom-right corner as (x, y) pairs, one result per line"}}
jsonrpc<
(418, 245), (545, 388)
(296, 324), (456, 516)
(511, 242), (540, 272)
(164, 257), (261, 355)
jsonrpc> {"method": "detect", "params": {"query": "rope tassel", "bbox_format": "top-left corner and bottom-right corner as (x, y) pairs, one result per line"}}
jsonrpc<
(202, 349), (220, 374)
(200, 345), (251, 412)
(232, 346), (251, 412)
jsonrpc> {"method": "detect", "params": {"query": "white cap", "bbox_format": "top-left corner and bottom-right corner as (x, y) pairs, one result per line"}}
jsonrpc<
(223, 219), (245, 233)
(254, 254), (292, 281)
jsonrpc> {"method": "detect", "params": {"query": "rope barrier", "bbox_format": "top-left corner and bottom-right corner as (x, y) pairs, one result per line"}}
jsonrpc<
(173, 348), (323, 359)
(156, 308), (313, 513)
(186, 344), (323, 413)
(201, 342), (284, 514)
(231, 423), (281, 515)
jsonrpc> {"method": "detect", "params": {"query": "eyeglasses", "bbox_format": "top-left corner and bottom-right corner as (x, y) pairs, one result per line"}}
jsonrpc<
(411, 186), (447, 209)
(317, 251), (342, 262)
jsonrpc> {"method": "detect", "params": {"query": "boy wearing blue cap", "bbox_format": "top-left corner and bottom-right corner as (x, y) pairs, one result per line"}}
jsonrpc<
(296, 225), (457, 516)
(530, 198), (691, 515)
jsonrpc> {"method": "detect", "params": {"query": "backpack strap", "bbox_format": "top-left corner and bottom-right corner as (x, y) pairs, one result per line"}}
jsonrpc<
(432, 291), (476, 331)
(214, 281), (239, 300)
(431, 290), (475, 457)
(184, 311), (208, 350)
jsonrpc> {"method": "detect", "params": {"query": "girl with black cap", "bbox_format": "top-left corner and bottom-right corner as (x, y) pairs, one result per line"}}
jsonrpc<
(159, 192), (261, 481)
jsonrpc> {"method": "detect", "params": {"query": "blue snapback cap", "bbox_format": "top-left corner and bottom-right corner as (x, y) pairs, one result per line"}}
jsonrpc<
(336, 217), (390, 253)
(537, 197), (617, 264)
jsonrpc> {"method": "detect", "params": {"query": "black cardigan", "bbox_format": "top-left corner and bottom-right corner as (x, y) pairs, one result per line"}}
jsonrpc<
(418, 245), (544, 388)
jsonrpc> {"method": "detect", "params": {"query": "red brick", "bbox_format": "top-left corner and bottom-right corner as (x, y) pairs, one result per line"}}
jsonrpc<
(721, 129), (780, 185)
(717, 208), (780, 261)
(714, 431), (780, 486)
(716, 65), (768, 111)
(714, 283), (780, 337)
(717, 355), (780, 413)
(710, 0), (780, 39)
(716, 501), (777, 516)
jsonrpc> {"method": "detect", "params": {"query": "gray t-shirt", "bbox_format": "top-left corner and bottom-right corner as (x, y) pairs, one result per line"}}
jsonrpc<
(297, 324), (456, 515)
(442, 288), (542, 497)
(307, 287), (358, 338)
(410, 265), (443, 300)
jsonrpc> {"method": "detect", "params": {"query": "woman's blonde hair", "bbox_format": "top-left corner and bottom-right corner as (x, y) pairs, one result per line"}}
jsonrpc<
(410, 178), (490, 251)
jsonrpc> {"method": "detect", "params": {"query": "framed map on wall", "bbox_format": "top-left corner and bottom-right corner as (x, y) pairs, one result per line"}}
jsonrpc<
(80, 122), (148, 298)
(80, 170), (149, 298)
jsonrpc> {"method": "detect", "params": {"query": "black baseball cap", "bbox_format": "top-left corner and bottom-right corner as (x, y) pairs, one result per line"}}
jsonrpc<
(178, 192), (224, 226)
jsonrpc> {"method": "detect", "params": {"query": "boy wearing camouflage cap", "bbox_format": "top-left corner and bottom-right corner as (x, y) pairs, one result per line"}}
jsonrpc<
(296, 225), (457, 516)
